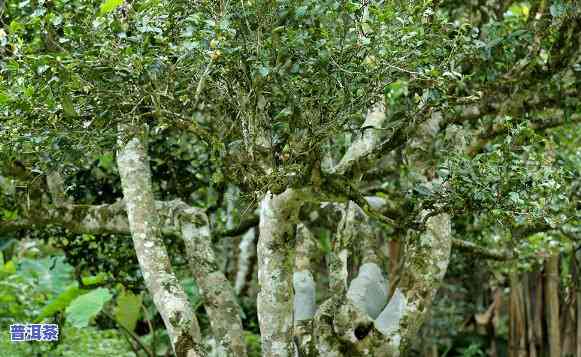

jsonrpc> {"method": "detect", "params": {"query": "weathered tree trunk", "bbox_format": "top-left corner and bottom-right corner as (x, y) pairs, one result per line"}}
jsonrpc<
(293, 223), (318, 356)
(545, 254), (561, 357)
(329, 202), (358, 295)
(257, 189), (305, 357)
(117, 125), (203, 357)
(219, 185), (239, 279)
(176, 203), (247, 357)
(386, 213), (452, 352)
(46, 171), (68, 205)
(331, 104), (386, 176)
(309, 203), (451, 356)
(561, 253), (576, 355)
(492, 288), (502, 357)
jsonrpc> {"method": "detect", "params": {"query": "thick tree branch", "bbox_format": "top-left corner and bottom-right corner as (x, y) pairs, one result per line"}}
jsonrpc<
(0, 201), (131, 235)
(322, 175), (397, 227)
(330, 104), (388, 176)
(383, 212), (452, 351)
(0, 200), (192, 237)
(257, 188), (308, 357)
(117, 125), (204, 357)
(175, 202), (247, 357)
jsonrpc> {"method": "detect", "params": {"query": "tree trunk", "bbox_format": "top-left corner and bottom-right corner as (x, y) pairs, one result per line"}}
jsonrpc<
(533, 272), (544, 354)
(117, 125), (203, 357)
(545, 254), (560, 357)
(523, 274), (536, 357)
(235, 227), (256, 296)
(387, 212), (452, 352)
(257, 189), (305, 357)
(178, 204), (247, 357)
(388, 239), (401, 299)
(293, 223), (318, 357)
(508, 273), (527, 357)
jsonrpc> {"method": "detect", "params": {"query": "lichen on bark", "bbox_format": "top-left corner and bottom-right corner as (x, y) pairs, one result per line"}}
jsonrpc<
(257, 189), (306, 357)
(393, 212), (452, 352)
(180, 214), (247, 357)
(116, 125), (203, 357)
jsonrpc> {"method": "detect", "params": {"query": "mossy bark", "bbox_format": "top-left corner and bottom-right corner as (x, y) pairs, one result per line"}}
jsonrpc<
(178, 205), (247, 357)
(257, 189), (305, 357)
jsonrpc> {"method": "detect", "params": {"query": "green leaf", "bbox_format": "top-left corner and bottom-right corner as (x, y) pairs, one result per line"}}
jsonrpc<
(98, 153), (114, 171)
(385, 80), (409, 101)
(65, 288), (112, 328)
(274, 107), (293, 120)
(37, 285), (86, 322)
(62, 95), (77, 118)
(0, 92), (10, 105)
(36, 274), (106, 322)
(114, 290), (142, 332)
(549, 3), (565, 18)
(99, 0), (124, 16)
(9, 20), (25, 33)
(506, 3), (530, 18)
(1, 209), (18, 221)
(19, 256), (74, 295)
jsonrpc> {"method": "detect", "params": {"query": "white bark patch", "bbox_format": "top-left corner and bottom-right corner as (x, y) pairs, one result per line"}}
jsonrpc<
(374, 288), (407, 341)
(425, 213), (452, 279)
(364, 196), (387, 210)
(347, 263), (388, 319)
(205, 337), (228, 357)
(331, 104), (387, 175)
(235, 228), (256, 295)
(293, 270), (316, 321)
